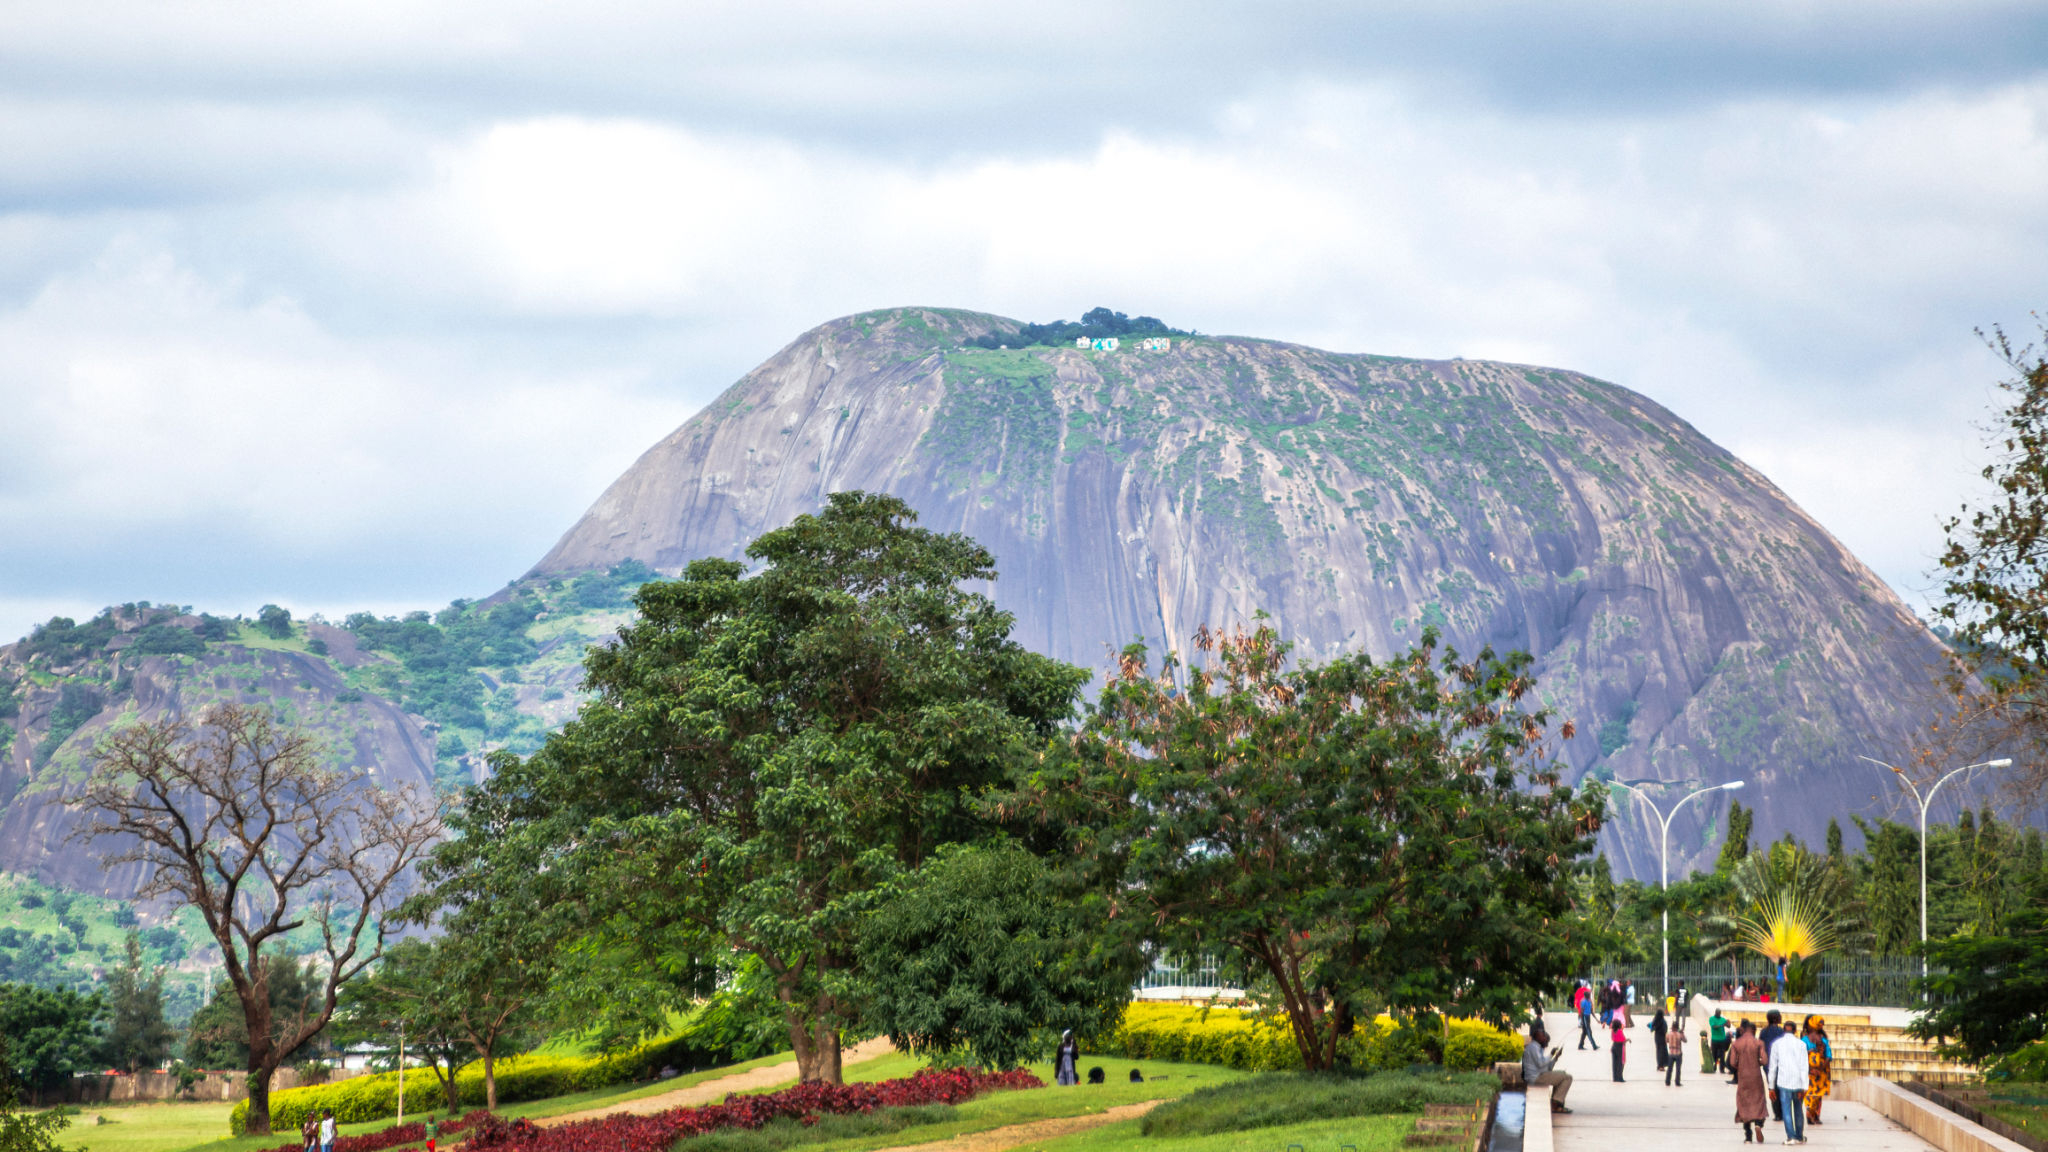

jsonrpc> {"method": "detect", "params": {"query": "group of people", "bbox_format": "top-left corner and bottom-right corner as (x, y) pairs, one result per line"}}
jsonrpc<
(1720, 1009), (1832, 1145)
(298, 1107), (441, 1152)
(1719, 980), (1779, 1004)
(1569, 978), (1694, 1085)
(1555, 984), (1834, 1145)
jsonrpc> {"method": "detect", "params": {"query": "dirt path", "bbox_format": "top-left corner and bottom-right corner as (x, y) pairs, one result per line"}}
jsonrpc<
(866, 1099), (1163, 1152)
(536, 1036), (898, 1127)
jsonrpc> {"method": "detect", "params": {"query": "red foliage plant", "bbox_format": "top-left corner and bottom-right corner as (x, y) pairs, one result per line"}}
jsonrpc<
(255, 1110), (493, 1152)
(462, 1067), (1043, 1151)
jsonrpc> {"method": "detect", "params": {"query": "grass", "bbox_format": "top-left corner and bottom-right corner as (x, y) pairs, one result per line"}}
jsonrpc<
(1031, 1113), (1416, 1152)
(1142, 1070), (1496, 1138)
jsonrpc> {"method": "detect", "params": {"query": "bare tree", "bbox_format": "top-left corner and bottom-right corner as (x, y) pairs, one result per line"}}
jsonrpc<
(70, 704), (442, 1135)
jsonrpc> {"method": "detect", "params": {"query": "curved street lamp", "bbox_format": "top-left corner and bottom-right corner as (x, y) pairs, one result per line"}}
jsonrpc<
(1610, 779), (1746, 1000)
(1858, 754), (2012, 976)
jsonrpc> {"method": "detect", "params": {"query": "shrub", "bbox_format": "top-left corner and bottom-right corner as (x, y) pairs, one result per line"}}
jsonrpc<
(1442, 1023), (1523, 1072)
(230, 1028), (732, 1134)
(1142, 1068), (1498, 1137)
(1097, 1004), (1521, 1075)
(461, 1067), (1039, 1151)
(1989, 1041), (2048, 1083)
(247, 1110), (489, 1152)
(1096, 1003), (1300, 1071)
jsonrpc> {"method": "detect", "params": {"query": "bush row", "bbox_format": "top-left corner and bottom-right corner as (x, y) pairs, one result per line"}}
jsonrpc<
(230, 1030), (728, 1135)
(1095, 1003), (1521, 1074)
(250, 1110), (490, 1152)
(463, 1066), (1043, 1151)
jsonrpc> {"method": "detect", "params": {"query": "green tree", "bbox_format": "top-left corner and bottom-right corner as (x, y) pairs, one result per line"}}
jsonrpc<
(0, 983), (104, 1103)
(103, 933), (175, 1072)
(423, 493), (1087, 1083)
(1911, 872), (2048, 1061)
(183, 955), (323, 1071)
(1715, 800), (1754, 875)
(1703, 843), (1871, 999)
(0, 1039), (68, 1152)
(255, 605), (292, 640)
(858, 843), (1135, 1070)
(333, 942), (475, 1116)
(1009, 621), (1603, 1071)
(1851, 816), (1921, 956)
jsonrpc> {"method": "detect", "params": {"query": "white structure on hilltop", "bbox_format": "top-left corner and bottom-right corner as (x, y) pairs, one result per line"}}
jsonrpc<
(1074, 336), (1091, 349)
(1092, 336), (1120, 351)
(1139, 336), (1171, 352)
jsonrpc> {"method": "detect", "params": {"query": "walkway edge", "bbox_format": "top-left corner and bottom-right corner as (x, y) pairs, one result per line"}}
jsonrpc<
(1840, 1075), (2029, 1152)
(1525, 1085), (1553, 1152)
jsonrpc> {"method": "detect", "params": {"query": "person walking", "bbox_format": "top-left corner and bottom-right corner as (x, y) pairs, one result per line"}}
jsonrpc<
(1649, 1006), (1670, 1077)
(1624, 980), (1638, 1027)
(1610, 1015), (1629, 1082)
(1803, 1017), (1833, 1127)
(1676, 981), (1693, 1022)
(1522, 1025), (1574, 1114)
(1577, 982), (1600, 1050)
(300, 1114), (317, 1152)
(1665, 1018), (1686, 1086)
(1759, 1010), (1786, 1122)
(1768, 1021), (1810, 1144)
(1730, 1021), (1769, 1143)
(318, 1110), (336, 1152)
(1709, 1007), (1732, 1077)
(1054, 1030), (1079, 1086)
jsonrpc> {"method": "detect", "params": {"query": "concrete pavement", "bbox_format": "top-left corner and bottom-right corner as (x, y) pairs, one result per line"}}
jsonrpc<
(1540, 1011), (1940, 1151)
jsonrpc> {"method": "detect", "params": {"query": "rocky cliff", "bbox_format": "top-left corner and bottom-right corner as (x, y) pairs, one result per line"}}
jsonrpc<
(532, 307), (1950, 878)
(0, 606), (440, 898)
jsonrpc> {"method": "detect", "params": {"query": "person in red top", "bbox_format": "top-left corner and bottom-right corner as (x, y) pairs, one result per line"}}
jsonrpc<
(1610, 1017), (1629, 1082)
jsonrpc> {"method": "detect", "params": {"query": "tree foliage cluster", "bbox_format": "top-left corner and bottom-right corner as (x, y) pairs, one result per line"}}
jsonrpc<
(344, 598), (546, 729)
(407, 492), (1604, 1086)
(967, 307), (1189, 350)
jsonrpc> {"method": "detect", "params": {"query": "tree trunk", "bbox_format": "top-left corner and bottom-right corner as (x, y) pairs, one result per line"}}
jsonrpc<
(483, 1050), (497, 1110)
(245, 1065), (276, 1136)
(811, 1016), (842, 1085)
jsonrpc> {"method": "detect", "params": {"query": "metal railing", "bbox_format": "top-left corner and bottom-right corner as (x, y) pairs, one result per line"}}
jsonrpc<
(1572, 957), (1931, 1008)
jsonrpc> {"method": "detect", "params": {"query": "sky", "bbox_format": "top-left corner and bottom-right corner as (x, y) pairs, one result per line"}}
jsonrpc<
(2, 1), (2045, 643)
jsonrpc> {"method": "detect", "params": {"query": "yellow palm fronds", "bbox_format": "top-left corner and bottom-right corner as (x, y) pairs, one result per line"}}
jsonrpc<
(1727, 886), (1842, 964)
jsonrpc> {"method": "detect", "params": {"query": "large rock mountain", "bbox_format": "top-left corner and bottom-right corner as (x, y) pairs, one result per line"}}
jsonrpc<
(533, 307), (1949, 878)
(0, 607), (441, 898)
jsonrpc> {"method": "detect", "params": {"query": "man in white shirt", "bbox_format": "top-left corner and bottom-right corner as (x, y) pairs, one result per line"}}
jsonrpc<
(1767, 1028), (1809, 1144)
(318, 1110), (336, 1152)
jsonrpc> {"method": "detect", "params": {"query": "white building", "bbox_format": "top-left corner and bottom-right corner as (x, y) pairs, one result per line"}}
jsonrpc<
(1139, 337), (1171, 352)
(1091, 337), (1119, 352)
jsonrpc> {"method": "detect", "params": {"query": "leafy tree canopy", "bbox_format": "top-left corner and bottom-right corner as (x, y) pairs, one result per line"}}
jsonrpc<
(858, 842), (1136, 1071)
(968, 307), (1190, 350)
(1912, 872), (2048, 1062)
(421, 491), (1089, 1083)
(103, 933), (176, 1073)
(1005, 621), (1603, 1071)
(0, 982), (104, 1094)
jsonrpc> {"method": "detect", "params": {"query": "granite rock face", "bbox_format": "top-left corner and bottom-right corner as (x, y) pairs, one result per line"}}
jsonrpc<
(0, 610), (439, 899)
(532, 308), (1948, 877)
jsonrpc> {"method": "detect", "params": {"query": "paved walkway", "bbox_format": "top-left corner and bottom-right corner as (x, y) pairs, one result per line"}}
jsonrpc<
(1542, 1012), (1938, 1151)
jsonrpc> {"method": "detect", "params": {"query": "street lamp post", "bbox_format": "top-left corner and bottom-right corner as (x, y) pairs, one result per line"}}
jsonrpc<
(1611, 779), (1747, 1001)
(1858, 755), (2012, 976)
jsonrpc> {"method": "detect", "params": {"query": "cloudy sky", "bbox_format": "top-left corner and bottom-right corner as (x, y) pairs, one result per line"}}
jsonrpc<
(2, 1), (2045, 641)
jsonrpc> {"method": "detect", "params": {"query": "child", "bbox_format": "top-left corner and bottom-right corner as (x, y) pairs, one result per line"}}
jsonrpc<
(1610, 1016), (1628, 1082)
(425, 1115), (439, 1152)
(1665, 1021), (1685, 1086)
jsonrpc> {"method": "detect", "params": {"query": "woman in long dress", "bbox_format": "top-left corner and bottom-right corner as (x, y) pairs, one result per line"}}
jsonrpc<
(1730, 1020), (1769, 1143)
(1804, 1017), (1832, 1125)
(1054, 1030), (1079, 1086)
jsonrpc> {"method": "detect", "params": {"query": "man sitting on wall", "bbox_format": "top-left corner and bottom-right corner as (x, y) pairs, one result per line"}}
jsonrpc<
(1523, 1025), (1573, 1114)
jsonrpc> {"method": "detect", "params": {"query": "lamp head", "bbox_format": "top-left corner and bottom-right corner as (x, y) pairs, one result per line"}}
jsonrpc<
(1721, 780), (1745, 790)
(1990, 759), (2014, 767)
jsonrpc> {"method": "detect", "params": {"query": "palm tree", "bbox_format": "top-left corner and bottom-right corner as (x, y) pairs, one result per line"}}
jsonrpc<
(1703, 840), (1871, 1000)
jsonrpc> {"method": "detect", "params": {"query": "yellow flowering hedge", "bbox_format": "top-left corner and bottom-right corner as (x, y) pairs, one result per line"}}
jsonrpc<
(229, 1032), (707, 1134)
(1097, 1003), (1521, 1074)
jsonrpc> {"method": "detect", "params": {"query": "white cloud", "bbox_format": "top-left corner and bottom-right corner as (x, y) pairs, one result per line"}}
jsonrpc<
(0, 18), (2044, 642)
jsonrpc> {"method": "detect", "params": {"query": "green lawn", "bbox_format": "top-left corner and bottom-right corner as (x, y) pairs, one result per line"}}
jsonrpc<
(785, 1059), (1246, 1152)
(1030, 1113), (1415, 1152)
